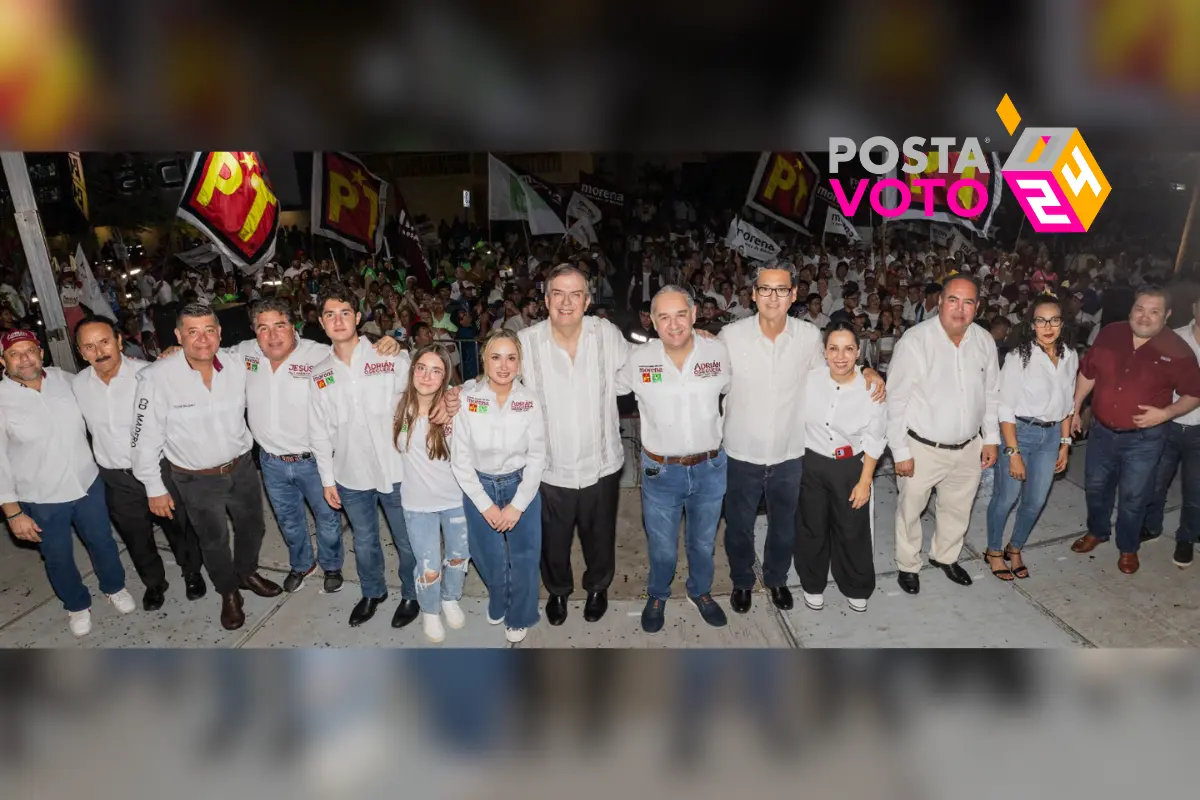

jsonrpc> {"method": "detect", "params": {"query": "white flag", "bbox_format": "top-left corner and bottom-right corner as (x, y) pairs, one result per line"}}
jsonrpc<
(488, 154), (567, 235)
(567, 191), (603, 225)
(566, 217), (598, 248)
(725, 217), (780, 263)
(174, 242), (220, 268)
(824, 207), (862, 242)
(930, 224), (954, 248)
(73, 245), (117, 321)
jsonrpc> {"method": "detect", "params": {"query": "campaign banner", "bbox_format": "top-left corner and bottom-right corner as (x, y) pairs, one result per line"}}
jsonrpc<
(567, 191), (603, 224)
(176, 152), (280, 268)
(824, 207), (861, 242)
(726, 217), (781, 262)
(311, 152), (389, 254)
(577, 171), (625, 209)
(744, 151), (823, 234)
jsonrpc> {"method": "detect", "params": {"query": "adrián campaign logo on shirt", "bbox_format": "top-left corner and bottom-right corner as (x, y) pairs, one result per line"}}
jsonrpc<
(511, 400), (533, 412)
(468, 396), (490, 413)
(363, 361), (395, 377)
(640, 365), (663, 383)
(314, 369), (336, 389)
(693, 360), (723, 378)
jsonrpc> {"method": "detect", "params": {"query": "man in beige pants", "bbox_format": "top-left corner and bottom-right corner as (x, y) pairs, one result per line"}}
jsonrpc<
(884, 276), (1000, 594)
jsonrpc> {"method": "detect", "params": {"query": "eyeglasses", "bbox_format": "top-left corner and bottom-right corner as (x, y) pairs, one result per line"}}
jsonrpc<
(755, 286), (793, 298)
(1032, 317), (1064, 328)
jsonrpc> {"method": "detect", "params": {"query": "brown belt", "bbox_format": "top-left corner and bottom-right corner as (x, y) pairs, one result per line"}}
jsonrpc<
(643, 449), (719, 467)
(170, 452), (248, 476)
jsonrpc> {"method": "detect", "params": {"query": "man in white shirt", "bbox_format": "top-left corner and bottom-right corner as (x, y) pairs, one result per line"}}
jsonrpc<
(912, 283), (941, 323)
(519, 265), (631, 625)
(619, 286), (731, 633)
(800, 293), (831, 329)
(886, 276), (1001, 594)
(503, 298), (537, 334)
(73, 318), (204, 611)
(0, 330), (134, 637)
(132, 303), (282, 632)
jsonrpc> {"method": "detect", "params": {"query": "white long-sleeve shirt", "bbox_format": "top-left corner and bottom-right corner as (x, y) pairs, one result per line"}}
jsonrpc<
(997, 345), (1078, 425)
(236, 337), (331, 456)
(72, 356), (149, 470)
(1173, 323), (1200, 427)
(130, 352), (254, 497)
(803, 367), (888, 459)
(450, 380), (547, 513)
(518, 317), (630, 489)
(0, 369), (98, 505)
(308, 337), (410, 493)
(885, 317), (1001, 463)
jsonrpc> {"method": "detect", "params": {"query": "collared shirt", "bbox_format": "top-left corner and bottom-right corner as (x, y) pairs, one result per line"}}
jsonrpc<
(1174, 323), (1200, 427)
(803, 367), (888, 459)
(0, 368), (98, 505)
(519, 317), (630, 489)
(450, 379), (547, 513)
(309, 336), (410, 493)
(886, 317), (1002, 462)
(130, 352), (254, 497)
(719, 314), (825, 465)
(72, 356), (150, 470)
(997, 345), (1078, 425)
(617, 335), (730, 457)
(236, 337), (330, 456)
(800, 312), (831, 328)
(1080, 322), (1200, 430)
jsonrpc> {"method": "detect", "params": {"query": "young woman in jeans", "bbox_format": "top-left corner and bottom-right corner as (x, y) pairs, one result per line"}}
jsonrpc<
(985, 295), (1078, 579)
(450, 329), (547, 643)
(395, 345), (469, 643)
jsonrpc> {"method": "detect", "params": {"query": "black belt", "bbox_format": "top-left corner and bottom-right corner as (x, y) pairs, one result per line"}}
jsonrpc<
(1099, 422), (1140, 434)
(1015, 416), (1062, 429)
(265, 451), (313, 463)
(908, 430), (975, 450)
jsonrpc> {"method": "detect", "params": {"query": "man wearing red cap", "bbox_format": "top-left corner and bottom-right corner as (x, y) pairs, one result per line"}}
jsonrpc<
(0, 329), (135, 637)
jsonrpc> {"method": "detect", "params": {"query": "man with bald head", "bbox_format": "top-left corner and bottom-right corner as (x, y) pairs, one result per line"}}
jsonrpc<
(886, 276), (1001, 595)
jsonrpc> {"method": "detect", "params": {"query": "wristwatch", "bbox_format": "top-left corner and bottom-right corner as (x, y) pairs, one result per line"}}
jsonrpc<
(1003, 446), (1020, 456)
(1060, 437), (1073, 446)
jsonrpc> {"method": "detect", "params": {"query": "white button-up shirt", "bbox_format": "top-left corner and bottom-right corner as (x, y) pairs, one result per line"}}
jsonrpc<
(719, 314), (825, 465)
(72, 356), (149, 470)
(130, 352), (254, 497)
(618, 335), (731, 457)
(803, 367), (888, 459)
(309, 337), (410, 493)
(450, 380), (547, 513)
(1174, 323), (1200, 427)
(997, 345), (1078, 425)
(519, 317), (630, 489)
(885, 317), (1001, 463)
(236, 337), (331, 456)
(0, 369), (99, 505)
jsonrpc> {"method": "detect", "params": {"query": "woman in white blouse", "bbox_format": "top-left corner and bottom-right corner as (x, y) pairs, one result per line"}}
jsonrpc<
(984, 294), (1078, 580)
(450, 329), (548, 643)
(796, 321), (888, 613)
(394, 345), (469, 643)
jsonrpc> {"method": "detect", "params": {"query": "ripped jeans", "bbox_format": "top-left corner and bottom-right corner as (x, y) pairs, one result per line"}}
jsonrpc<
(403, 506), (470, 615)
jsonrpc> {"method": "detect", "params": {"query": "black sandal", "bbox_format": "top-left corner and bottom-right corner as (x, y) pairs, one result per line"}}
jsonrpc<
(1004, 545), (1030, 579)
(985, 549), (1015, 581)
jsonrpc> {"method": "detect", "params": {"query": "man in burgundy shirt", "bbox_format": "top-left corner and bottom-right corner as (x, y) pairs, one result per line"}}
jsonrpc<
(1070, 285), (1200, 574)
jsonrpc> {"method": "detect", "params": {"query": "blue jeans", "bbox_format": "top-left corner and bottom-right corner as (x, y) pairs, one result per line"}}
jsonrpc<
(641, 449), (728, 601)
(463, 469), (542, 630)
(260, 452), (344, 574)
(1084, 422), (1167, 554)
(21, 476), (126, 613)
(337, 482), (417, 600)
(986, 420), (1062, 551)
(723, 455), (803, 590)
(403, 507), (470, 614)
(1144, 422), (1200, 543)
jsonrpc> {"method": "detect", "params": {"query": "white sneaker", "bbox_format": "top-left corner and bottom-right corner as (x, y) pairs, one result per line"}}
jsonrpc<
(422, 613), (445, 643)
(486, 612), (504, 626)
(442, 600), (466, 630)
(68, 609), (92, 637)
(848, 597), (868, 613)
(505, 627), (527, 643)
(802, 592), (825, 611)
(107, 589), (136, 615)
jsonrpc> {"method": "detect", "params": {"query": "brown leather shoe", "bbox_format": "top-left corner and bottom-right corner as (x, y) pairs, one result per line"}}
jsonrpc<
(1118, 553), (1140, 574)
(221, 591), (246, 630)
(239, 572), (283, 598)
(1071, 534), (1107, 554)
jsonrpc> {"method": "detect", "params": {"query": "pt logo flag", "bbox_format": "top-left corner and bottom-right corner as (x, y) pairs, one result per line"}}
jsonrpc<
(744, 151), (824, 234)
(311, 152), (390, 253)
(176, 152), (280, 269)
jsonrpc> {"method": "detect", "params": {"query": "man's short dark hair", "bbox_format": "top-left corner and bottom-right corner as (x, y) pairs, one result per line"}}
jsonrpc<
(410, 321), (431, 340)
(317, 282), (358, 314)
(176, 302), (217, 329)
(1134, 283), (1170, 307)
(944, 275), (981, 299)
(75, 315), (121, 344)
(924, 282), (943, 297)
(250, 296), (293, 326)
(842, 281), (860, 297)
(806, 293), (822, 304)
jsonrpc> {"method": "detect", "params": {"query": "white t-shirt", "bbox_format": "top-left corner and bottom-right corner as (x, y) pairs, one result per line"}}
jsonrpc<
(398, 415), (462, 512)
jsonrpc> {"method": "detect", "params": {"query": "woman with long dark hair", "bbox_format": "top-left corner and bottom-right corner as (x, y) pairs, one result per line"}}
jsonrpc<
(984, 294), (1078, 580)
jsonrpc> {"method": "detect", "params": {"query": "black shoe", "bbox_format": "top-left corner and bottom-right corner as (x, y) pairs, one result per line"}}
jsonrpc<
(1140, 527), (1163, 543)
(928, 559), (973, 586)
(689, 594), (728, 628)
(349, 594), (387, 627)
(390, 598), (420, 629)
(323, 570), (344, 594)
(641, 597), (666, 634)
(546, 594), (569, 626)
(583, 591), (608, 622)
(897, 572), (920, 594)
(768, 586), (794, 611)
(283, 565), (316, 593)
(184, 573), (207, 601)
(730, 588), (752, 614)
(142, 584), (167, 611)
(1174, 541), (1194, 568)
